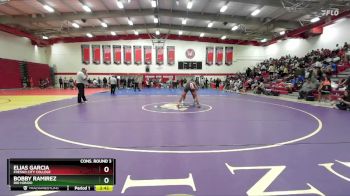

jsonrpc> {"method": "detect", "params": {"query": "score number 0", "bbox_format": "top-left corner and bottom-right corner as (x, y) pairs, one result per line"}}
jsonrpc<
(103, 166), (110, 184)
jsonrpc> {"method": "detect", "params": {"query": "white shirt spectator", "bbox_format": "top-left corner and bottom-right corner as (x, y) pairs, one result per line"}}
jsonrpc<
(110, 77), (117, 85)
(332, 56), (340, 62)
(314, 61), (322, 67)
(93, 79), (98, 86)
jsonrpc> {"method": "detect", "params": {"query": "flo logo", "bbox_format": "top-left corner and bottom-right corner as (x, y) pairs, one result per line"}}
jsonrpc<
(321, 8), (339, 16)
(142, 102), (212, 113)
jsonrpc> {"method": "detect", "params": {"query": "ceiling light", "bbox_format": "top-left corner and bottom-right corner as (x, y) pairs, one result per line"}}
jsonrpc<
(182, 19), (187, 25)
(208, 22), (213, 28)
(231, 25), (238, 31)
(111, 31), (116, 36)
(82, 5), (91, 12)
(251, 9), (261, 16)
(42, 36), (49, 40)
(43, 5), (54, 13)
(279, 31), (285, 35)
(176, 0), (179, 6)
(86, 33), (93, 38)
(101, 22), (108, 28)
(151, 0), (157, 8)
(310, 17), (320, 23)
(179, 30), (183, 35)
(156, 30), (160, 35)
(128, 19), (133, 26)
(154, 16), (159, 23)
(134, 30), (139, 35)
(187, 0), (193, 9)
(221, 35), (226, 40)
(116, 0), (124, 9)
(200, 33), (204, 37)
(220, 5), (228, 13)
(72, 22), (80, 28)
(261, 38), (267, 42)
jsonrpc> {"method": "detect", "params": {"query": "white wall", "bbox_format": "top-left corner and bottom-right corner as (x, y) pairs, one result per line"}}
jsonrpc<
(49, 39), (265, 75)
(265, 18), (350, 58)
(0, 31), (49, 64)
(2, 17), (348, 75)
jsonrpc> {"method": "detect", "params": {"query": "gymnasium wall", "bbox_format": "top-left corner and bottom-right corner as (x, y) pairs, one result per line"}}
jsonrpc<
(49, 39), (265, 76)
(265, 18), (350, 58)
(1, 17), (349, 86)
(0, 31), (49, 64)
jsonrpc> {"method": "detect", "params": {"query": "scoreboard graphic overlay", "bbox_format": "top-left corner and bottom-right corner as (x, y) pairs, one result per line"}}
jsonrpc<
(7, 158), (115, 192)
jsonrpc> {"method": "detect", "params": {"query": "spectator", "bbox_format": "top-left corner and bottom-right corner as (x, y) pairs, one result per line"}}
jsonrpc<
(59, 77), (63, 89)
(64, 77), (68, 89)
(69, 77), (74, 89)
(298, 78), (318, 100)
(110, 76), (117, 95)
(117, 76), (121, 89)
(39, 78), (49, 89)
(134, 77), (141, 92)
(93, 79), (99, 87)
(253, 82), (266, 94)
(97, 77), (102, 87)
(103, 77), (108, 88)
(318, 76), (331, 102)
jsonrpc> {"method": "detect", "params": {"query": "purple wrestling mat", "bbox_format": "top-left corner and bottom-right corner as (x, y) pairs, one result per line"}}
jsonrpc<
(0, 90), (350, 195)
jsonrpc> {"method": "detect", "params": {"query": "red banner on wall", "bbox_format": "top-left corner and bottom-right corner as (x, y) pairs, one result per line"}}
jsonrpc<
(134, 46), (142, 65)
(144, 46), (152, 65)
(103, 45), (111, 65)
(113, 45), (121, 65)
(81, 45), (90, 65)
(215, 47), (223, 65)
(92, 45), (101, 64)
(206, 47), (213, 65)
(167, 46), (175, 65)
(156, 46), (164, 65)
(225, 47), (233, 65)
(123, 45), (132, 65)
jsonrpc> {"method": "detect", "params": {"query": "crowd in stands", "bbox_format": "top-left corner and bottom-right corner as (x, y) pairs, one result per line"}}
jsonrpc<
(223, 42), (350, 110)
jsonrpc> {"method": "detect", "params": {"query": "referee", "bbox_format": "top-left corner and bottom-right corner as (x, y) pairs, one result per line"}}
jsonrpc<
(76, 68), (88, 103)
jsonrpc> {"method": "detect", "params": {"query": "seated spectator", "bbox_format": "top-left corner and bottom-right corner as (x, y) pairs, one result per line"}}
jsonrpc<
(335, 90), (350, 111)
(253, 82), (266, 94)
(344, 76), (350, 91)
(69, 77), (74, 89)
(337, 78), (348, 91)
(93, 79), (99, 87)
(39, 78), (49, 89)
(331, 80), (339, 89)
(298, 78), (318, 99)
(318, 76), (332, 102)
